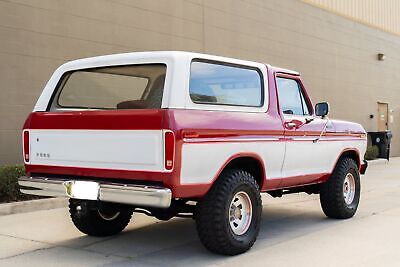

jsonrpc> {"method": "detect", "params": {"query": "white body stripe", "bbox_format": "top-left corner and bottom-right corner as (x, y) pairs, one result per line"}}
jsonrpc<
(180, 138), (366, 185)
(282, 138), (366, 177)
(180, 141), (285, 184)
(29, 130), (164, 172)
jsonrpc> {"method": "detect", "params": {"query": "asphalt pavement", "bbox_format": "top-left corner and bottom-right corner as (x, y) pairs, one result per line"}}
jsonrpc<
(0, 158), (399, 267)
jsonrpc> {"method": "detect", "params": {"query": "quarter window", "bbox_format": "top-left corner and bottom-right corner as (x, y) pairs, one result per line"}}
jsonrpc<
(276, 77), (310, 116)
(189, 61), (263, 107)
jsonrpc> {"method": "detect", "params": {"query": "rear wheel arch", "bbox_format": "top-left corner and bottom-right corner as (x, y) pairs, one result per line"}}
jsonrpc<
(218, 154), (266, 189)
(196, 168), (262, 255)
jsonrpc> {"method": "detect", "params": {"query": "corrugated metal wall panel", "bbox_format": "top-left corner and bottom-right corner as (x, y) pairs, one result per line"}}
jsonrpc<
(302, 0), (400, 35)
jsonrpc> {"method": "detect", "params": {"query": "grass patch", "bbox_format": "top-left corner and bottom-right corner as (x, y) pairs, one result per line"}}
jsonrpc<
(0, 165), (42, 203)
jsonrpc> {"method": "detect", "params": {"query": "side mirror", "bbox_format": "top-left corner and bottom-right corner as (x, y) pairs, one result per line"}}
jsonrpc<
(315, 102), (329, 117)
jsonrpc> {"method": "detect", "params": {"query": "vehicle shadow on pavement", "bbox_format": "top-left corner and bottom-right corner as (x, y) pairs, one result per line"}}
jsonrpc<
(55, 203), (343, 267)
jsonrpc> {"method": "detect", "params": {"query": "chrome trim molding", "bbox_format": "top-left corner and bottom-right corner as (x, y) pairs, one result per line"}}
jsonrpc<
(18, 176), (172, 208)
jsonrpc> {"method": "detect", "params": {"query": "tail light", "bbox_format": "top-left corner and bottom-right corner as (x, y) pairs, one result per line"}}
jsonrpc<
(164, 131), (175, 170)
(23, 130), (30, 162)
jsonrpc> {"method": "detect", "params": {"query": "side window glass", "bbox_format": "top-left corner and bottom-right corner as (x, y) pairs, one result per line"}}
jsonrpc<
(189, 61), (263, 107)
(300, 91), (310, 115)
(276, 77), (310, 116)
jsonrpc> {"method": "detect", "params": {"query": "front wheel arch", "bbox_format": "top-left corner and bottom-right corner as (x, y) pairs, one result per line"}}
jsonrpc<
(333, 149), (361, 173)
(320, 157), (361, 219)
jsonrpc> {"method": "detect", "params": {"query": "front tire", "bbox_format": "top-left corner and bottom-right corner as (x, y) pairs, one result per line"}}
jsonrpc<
(320, 158), (361, 219)
(195, 169), (262, 255)
(69, 199), (133, 236)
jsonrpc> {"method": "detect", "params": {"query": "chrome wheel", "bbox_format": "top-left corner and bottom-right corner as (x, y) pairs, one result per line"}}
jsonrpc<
(229, 191), (252, 235)
(343, 173), (356, 205)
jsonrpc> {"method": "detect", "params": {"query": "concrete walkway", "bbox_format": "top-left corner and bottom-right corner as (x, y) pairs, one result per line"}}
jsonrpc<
(0, 158), (398, 267)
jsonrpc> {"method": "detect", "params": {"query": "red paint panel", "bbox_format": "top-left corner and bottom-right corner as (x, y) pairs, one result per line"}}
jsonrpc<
(173, 180), (280, 198)
(26, 109), (165, 130)
(172, 174), (328, 198)
(26, 164), (167, 182)
(281, 173), (329, 188)
(169, 109), (284, 136)
(181, 129), (284, 138)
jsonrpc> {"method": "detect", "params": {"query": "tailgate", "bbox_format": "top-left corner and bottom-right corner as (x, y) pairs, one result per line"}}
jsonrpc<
(24, 110), (167, 173)
(29, 129), (163, 171)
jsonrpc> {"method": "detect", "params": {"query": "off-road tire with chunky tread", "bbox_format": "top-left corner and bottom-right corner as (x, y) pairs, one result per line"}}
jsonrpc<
(195, 169), (262, 255)
(69, 199), (133, 237)
(320, 158), (361, 219)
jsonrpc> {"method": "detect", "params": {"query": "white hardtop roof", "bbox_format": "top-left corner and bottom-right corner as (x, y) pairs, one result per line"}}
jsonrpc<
(61, 51), (268, 70)
(34, 51), (297, 111)
(271, 66), (300, 76)
(60, 51), (299, 75)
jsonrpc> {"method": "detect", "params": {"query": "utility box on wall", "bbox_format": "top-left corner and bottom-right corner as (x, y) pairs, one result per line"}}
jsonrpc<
(368, 131), (393, 160)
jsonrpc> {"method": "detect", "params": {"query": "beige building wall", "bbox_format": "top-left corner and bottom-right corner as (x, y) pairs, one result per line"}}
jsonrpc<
(1, 0), (400, 164)
(303, 0), (400, 36)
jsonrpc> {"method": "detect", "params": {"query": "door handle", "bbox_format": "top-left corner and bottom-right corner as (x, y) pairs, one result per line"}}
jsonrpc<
(284, 119), (304, 129)
(285, 122), (297, 129)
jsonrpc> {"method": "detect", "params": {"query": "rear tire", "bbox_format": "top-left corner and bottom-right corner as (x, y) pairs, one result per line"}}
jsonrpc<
(320, 158), (361, 219)
(195, 169), (262, 255)
(69, 199), (133, 236)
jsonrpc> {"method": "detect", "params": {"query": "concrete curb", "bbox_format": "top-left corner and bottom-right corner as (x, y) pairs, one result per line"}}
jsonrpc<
(0, 197), (67, 216)
(367, 158), (389, 166)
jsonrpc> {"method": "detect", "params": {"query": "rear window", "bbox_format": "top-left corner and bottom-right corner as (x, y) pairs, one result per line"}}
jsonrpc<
(189, 61), (263, 107)
(50, 64), (166, 111)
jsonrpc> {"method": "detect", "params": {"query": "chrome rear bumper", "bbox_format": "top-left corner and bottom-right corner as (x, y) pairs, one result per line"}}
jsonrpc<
(18, 176), (171, 208)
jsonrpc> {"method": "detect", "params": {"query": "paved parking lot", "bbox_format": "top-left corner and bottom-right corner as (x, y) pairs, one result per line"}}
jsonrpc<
(0, 158), (399, 267)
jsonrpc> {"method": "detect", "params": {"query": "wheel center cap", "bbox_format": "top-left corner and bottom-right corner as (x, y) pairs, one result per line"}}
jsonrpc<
(234, 206), (241, 219)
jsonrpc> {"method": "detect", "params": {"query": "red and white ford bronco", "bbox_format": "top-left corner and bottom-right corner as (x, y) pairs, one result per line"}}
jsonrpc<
(19, 51), (368, 255)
